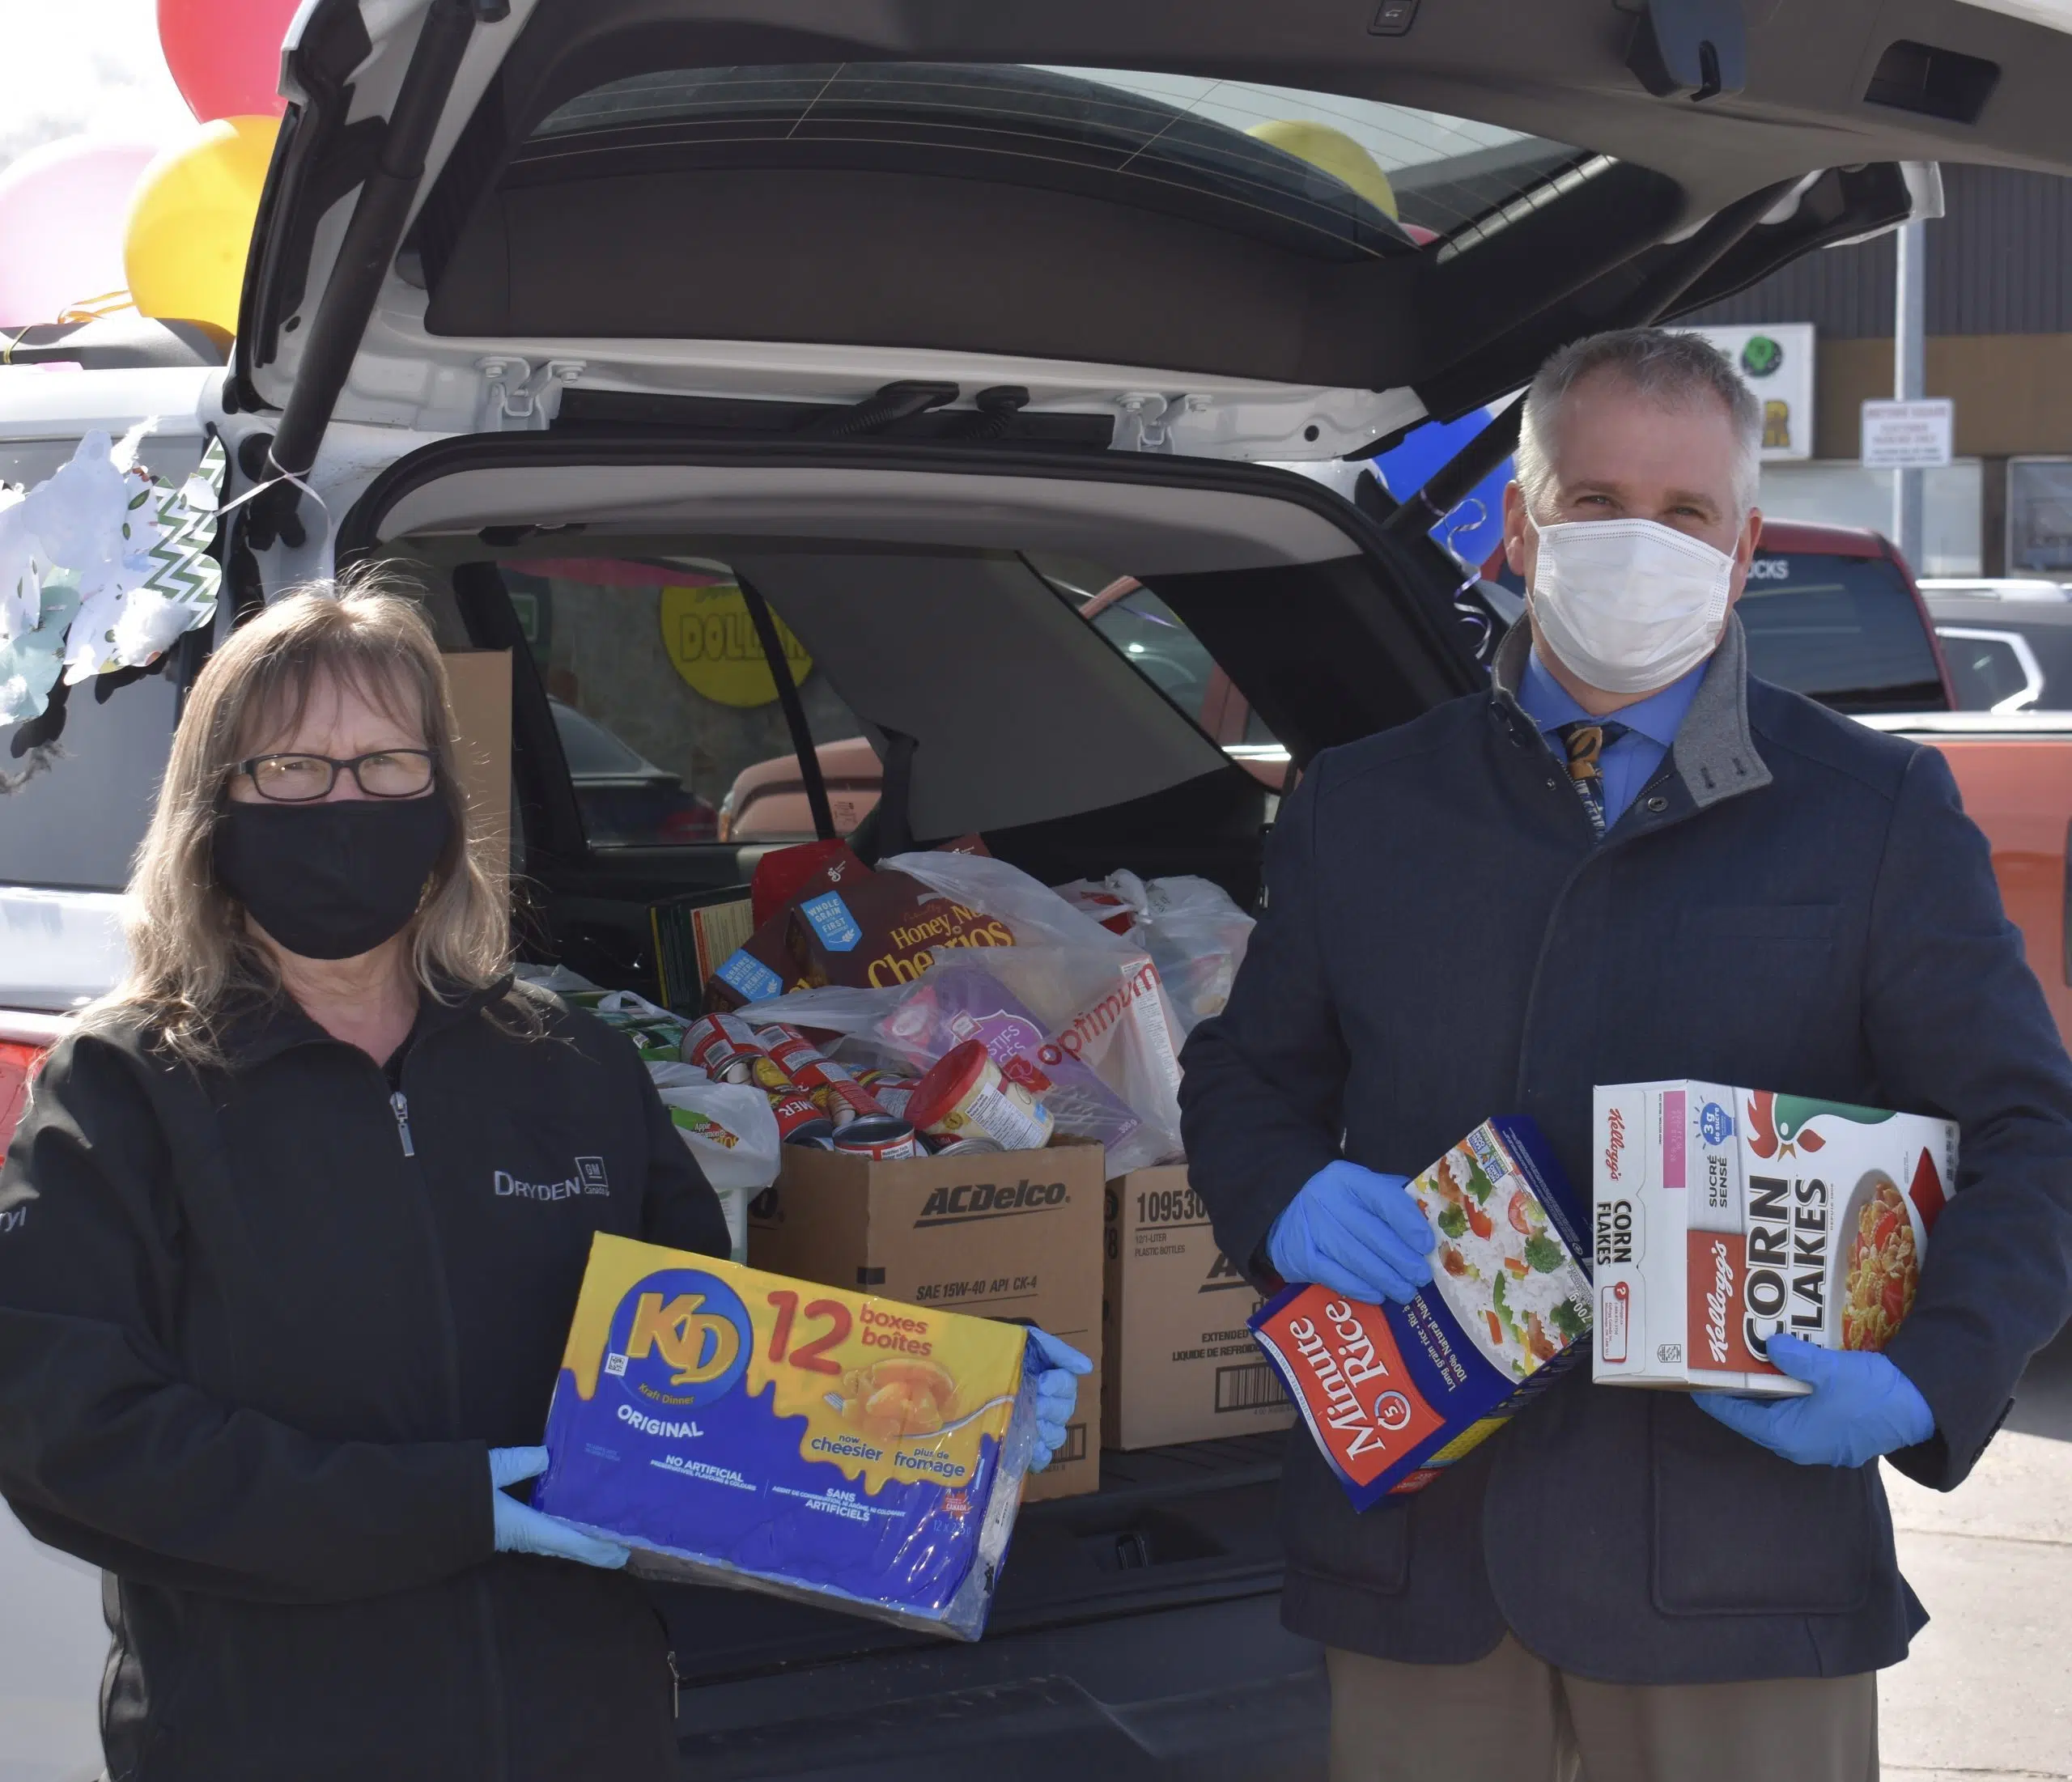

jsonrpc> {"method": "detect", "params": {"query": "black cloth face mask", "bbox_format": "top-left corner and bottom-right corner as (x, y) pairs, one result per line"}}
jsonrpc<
(214, 795), (455, 961)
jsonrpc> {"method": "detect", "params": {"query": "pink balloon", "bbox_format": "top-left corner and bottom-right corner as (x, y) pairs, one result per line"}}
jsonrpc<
(0, 138), (163, 329)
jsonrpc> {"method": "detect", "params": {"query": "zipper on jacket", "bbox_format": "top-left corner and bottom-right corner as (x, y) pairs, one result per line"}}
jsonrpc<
(667, 1649), (681, 1723)
(389, 1089), (416, 1157)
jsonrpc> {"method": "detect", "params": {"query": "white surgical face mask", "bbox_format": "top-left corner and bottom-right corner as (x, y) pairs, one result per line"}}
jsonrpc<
(1527, 516), (1736, 695)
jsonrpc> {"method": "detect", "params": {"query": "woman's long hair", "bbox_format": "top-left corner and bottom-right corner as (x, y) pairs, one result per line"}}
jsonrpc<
(83, 573), (511, 1066)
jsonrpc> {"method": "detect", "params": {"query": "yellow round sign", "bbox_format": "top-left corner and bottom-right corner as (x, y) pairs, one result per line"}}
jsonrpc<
(658, 583), (812, 707)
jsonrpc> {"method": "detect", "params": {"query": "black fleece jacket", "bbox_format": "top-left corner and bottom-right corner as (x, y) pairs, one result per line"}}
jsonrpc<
(0, 978), (728, 1782)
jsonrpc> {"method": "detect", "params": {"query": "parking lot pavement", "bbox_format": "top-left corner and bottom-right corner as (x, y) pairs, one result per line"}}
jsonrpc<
(0, 1504), (104, 1782)
(6, 1332), (2068, 1782)
(1881, 1324), (2072, 1782)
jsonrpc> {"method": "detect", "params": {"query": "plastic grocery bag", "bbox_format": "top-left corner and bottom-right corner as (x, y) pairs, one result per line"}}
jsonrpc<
(514, 969), (687, 1056)
(746, 957), (1173, 1171)
(1056, 871), (1255, 1040)
(880, 851), (1184, 1161)
(644, 1062), (779, 1262)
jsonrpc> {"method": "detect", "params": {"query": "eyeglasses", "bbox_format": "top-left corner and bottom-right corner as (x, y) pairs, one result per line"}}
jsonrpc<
(234, 750), (439, 803)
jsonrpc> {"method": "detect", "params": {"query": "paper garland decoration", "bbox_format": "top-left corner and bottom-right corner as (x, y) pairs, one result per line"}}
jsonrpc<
(0, 429), (224, 724)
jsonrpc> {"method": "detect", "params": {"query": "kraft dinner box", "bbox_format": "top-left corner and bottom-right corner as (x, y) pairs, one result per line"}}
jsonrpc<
(1102, 1165), (1293, 1449)
(1591, 1081), (1958, 1394)
(534, 1233), (1042, 1638)
(1250, 1118), (1592, 1508)
(749, 1139), (1104, 1500)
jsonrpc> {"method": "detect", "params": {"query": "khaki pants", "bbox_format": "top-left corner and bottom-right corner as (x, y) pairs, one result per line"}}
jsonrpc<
(1328, 1636), (1878, 1782)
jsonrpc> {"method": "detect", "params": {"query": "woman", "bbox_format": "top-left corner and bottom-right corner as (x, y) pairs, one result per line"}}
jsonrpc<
(0, 583), (1085, 1780)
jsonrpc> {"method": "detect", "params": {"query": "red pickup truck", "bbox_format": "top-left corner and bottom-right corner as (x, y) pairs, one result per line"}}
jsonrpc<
(725, 519), (2072, 1048)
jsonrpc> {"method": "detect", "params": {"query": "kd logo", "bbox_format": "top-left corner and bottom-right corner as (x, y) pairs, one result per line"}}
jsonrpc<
(626, 1292), (741, 1386)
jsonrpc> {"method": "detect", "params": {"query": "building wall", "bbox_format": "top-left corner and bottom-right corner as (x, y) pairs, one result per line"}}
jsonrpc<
(1684, 164), (2072, 573)
(1686, 165), (2072, 340)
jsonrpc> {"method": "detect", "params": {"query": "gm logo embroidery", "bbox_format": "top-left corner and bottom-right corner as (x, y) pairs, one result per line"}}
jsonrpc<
(495, 1156), (611, 1202)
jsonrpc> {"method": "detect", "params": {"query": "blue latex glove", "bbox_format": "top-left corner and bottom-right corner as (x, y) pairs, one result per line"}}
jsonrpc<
(1024, 1328), (1093, 1472)
(490, 1446), (631, 1568)
(1267, 1160), (1436, 1305)
(1693, 1335), (1935, 1468)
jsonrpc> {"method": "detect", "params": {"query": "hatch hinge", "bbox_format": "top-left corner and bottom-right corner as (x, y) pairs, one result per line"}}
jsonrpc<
(1114, 392), (1212, 453)
(477, 356), (585, 431)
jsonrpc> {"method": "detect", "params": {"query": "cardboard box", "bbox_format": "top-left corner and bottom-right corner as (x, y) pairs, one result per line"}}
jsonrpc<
(749, 1140), (1105, 1500)
(1592, 1082), (1958, 1395)
(1102, 1165), (1293, 1449)
(533, 1233), (1040, 1640)
(441, 650), (512, 888)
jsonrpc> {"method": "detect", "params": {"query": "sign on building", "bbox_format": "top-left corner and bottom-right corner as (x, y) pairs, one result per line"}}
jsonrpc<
(1861, 399), (1955, 469)
(1673, 323), (1815, 460)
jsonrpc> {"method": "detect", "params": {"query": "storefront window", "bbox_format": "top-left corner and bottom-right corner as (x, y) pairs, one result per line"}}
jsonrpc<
(506, 558), (866, 846)
(2008, 458), (2072, 576)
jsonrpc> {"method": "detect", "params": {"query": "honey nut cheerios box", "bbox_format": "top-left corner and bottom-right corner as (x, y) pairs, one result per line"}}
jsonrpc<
(1249, 1117), (1592, 1509)
(1590, 1082), (1958, 1396)
(533, 1233), (1040, 1639)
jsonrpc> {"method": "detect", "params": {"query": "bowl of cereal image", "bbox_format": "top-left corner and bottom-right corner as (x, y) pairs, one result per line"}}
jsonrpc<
(1838, 1168), (1921, 1351)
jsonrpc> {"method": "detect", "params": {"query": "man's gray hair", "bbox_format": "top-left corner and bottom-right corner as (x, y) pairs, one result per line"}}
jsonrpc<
(1514, 327), (1764, 520)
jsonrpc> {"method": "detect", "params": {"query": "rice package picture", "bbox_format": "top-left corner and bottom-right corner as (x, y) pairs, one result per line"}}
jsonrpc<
(1591, 1082), (1958, 1395)
(533, 1233), (1041, 1639)
(1249, 1118), (1591, 1509)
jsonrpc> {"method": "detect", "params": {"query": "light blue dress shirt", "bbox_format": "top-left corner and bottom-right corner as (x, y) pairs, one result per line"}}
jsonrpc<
(1515, 647), (1709, 831)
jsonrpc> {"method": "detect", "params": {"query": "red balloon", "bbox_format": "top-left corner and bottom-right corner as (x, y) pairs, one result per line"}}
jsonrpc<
(157, 0), (302, 123)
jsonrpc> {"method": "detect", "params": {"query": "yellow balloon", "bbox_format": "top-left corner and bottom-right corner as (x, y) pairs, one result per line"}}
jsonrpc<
(1246, 119), (1399, 220)
(123, 116), (278, 337)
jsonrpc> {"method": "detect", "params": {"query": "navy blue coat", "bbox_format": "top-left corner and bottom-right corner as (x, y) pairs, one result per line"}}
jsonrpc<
(1180, 616), (2072, 1683)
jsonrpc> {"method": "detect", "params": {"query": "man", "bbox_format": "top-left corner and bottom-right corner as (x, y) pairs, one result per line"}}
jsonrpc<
(1180, 328), (2072, 1781)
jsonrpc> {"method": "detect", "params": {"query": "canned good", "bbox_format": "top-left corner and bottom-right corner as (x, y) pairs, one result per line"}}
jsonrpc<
(758, 1027), (888, 1124)
(870, 1080), (919, 1119)
(748, 1054), (797, 1097)
(926, 1135), (1005, 1156)
(684, 1012), (768, 1084)
(768, 1085), (835, 1149)
(906, 1041), (1054, 1152)
(833, 1117), (921, 1161)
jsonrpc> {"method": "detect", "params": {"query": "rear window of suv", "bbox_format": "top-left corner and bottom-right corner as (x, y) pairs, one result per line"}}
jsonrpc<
(1737, 549), (1947, 713)
(529, 62), (1588, 251)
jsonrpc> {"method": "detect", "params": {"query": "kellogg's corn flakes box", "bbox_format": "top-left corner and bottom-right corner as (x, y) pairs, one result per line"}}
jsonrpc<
(1591, 1082), (1958, 1395)
(533, 1233), (1039, 1639)
(1248, 1118), (1591, 1509)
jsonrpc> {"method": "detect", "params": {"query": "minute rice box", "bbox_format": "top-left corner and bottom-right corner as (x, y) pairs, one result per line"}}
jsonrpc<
(1249, 1117), (1592, 1508)
(1591, 1082), (1957, 1395)
(532, 1233), (1041, 1639)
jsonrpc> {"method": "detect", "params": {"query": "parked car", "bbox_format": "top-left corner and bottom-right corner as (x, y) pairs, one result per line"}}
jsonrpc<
(1921, 579), (2072, 712)
(550, 697), (720, 844)
(6, 6), (2069, 1777)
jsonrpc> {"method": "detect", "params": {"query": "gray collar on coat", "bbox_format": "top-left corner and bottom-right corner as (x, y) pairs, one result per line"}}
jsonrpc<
(1490, 609), (1773, 812)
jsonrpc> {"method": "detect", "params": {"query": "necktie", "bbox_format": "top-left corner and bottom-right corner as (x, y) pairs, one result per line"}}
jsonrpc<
(1554, 719), (1629, 838)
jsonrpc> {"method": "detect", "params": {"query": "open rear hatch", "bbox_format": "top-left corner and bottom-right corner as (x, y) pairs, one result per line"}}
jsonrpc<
(225, 0), (2072, 556)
